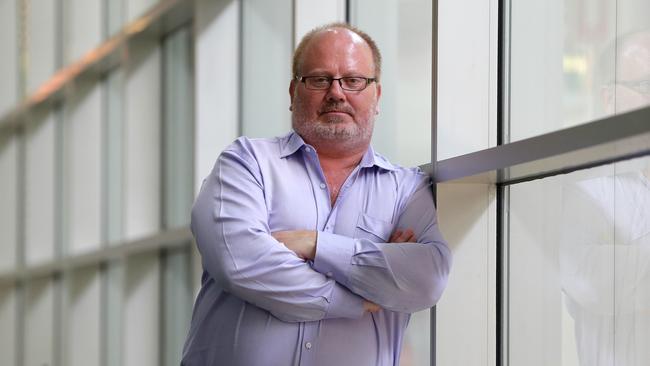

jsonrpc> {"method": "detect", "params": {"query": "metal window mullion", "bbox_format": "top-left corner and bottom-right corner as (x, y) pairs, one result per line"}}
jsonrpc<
(430, 1), (439, 365)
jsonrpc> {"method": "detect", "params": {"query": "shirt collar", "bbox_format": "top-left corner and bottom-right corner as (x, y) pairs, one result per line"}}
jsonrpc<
(279, 132), (306, 158)
(279, 131), (397, 171)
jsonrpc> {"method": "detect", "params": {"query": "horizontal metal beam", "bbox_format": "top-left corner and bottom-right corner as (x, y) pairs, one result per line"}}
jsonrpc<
(434, 105), (650, 184)
(0, 0), (193, 134)
(0, 227), (193, 285)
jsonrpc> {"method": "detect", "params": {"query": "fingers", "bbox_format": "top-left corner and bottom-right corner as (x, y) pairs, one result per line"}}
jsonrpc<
(363, 300), (381, 313)
(389, 228), (416, 243)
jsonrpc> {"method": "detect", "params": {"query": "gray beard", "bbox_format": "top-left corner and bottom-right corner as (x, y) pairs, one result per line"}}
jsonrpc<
(292, 117), (374, 150)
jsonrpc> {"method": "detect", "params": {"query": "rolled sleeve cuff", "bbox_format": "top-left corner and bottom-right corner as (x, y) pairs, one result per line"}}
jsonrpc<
(313, 231), (355, 287)
(324, 284), (365, 319)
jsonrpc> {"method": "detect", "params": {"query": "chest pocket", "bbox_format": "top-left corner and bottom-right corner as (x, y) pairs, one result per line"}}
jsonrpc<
(354, 213), (393, 243)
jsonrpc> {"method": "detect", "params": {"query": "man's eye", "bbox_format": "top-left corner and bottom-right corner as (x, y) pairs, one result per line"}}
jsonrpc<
(311, 77), (330, 84)
(344, 77), (363, 85)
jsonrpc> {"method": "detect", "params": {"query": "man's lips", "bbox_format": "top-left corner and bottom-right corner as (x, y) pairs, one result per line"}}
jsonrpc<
(319, 109), (352, 116)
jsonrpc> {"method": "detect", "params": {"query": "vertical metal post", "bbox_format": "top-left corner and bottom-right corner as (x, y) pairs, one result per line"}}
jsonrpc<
(430, 0), (438, 365)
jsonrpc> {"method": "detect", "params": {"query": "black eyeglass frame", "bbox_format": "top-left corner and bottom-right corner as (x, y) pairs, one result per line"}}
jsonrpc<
(296, 76), (378, 91)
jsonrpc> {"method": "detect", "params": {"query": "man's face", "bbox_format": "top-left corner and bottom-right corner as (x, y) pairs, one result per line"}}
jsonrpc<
(289, 29), (381, 151)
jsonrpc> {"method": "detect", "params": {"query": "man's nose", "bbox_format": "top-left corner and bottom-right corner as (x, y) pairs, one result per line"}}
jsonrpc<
(325, 79), (346, 102)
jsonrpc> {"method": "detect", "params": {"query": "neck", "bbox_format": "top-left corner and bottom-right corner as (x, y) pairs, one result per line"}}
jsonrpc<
(309, 141), (369, 171)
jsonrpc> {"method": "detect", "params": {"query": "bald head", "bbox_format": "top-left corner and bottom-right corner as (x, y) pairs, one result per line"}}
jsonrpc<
(292, 23), (382, 81)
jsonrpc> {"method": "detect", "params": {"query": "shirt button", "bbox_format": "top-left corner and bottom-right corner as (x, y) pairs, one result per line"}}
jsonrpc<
(304, 146), (312, 153)
(326, 272), (333, 277)
(319, 182), (326, 189)
(305, 342), (312, 349)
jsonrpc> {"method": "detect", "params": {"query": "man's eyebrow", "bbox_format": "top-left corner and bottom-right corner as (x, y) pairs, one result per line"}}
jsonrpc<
(302, 70), (368, 76)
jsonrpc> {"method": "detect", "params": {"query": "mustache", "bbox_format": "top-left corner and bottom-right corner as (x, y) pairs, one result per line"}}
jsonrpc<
(318, 103), (354, 115)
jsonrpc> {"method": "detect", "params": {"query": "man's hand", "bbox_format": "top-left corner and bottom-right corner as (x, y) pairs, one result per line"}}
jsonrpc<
(363, 300), (381, 313)
(272, 230), (317, 260)
(272, 228), (415, 314)
(389, 228), (416, 243)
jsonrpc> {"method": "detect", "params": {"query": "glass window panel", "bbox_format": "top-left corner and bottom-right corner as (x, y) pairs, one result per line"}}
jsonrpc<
(508, 0), (649, 142)
(26, 0), (58, 94)
(613, 0), (650, 114)
(0, 285), (17, 366)
(163, 26), (194, 229)
(105, 260), (123, 366)
(105, 70), (124, 244)
(126, 0), (159, 23)
(162, 247), (192, 366)
(65, 266), (101, 366)
(25, 278), (55, 366)
(124, 253), (160, 366)
(64, 79), (103, 254)
(294, 0), (345, 41)
(63, 0), (102, 63)
(241, 0), (293, 138)
(0, 0), (18, 115)
(507, 155), (650, 365)
(106, 0), (124, 37)
(124, 40), (161, 240)
(350, 0), (432, 167)
(25, 111), (57, 265)
(437, 0), (497, 160)
(0, 134), (18, 271)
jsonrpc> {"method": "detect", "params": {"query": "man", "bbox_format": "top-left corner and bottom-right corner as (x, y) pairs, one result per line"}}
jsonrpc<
(182, 23), (451, 366)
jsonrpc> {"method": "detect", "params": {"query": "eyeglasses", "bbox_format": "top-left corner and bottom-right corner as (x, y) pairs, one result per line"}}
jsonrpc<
(297, 76), (377, 91)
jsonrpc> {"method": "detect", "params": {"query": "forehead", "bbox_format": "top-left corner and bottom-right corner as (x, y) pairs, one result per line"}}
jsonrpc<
(300, 28), (375, 73)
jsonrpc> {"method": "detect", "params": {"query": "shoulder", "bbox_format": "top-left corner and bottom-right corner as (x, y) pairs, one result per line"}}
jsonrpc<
(221, 135), (288, 165)
(372, 151), (431, 191)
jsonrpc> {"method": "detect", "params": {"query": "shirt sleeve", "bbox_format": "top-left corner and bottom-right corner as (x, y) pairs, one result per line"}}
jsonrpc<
(312, 175), (452, 313)
(191, 142), (365, 323)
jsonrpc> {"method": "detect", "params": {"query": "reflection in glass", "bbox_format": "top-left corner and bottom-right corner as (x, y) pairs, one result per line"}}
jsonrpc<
(509, 0), (650, 142)
(560, 164), (650, 365)
(508, 156), (650, 365)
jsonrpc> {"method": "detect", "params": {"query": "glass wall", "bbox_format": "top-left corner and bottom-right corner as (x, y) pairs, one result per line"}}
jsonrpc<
(508, 0), (650, 142)
(350, 0), (432, 168)
(0, 2), (195, 365)
(507, 156), (650, 365)
(241, 0), (293, 138)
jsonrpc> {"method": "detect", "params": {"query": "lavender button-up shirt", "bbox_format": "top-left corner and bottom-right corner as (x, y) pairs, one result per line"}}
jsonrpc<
(182, 132), (451, 366)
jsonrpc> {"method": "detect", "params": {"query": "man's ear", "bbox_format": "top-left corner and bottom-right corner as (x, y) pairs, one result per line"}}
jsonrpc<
(375, 82), (382, 114)
(289, 79), (296, 104)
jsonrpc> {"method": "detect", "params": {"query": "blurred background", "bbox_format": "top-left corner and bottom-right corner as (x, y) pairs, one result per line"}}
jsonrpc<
(0, 0), (648, 365)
